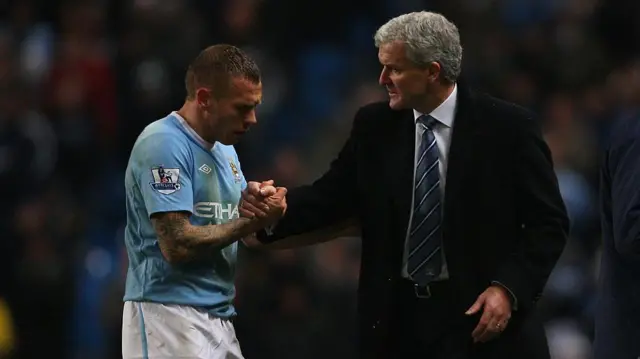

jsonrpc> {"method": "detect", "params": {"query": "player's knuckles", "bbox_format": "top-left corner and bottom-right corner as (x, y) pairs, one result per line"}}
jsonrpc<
(239, 202), (254, 211)
(265, 188), (277, 195)
(239, 210), (254, 218)
(243, 202), (266, 215)
(248, 181), (261, 188)
(241, 192), (256, 203)
(247, 182), (262, 194)
(245, 194), (264, 206)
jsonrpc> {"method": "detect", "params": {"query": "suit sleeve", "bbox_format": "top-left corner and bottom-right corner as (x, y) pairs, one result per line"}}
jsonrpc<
(609, 138), (640, 258)
(134, 132), (194, 217)
(493, 115), (569, 311)
(258, 109), (363, 242)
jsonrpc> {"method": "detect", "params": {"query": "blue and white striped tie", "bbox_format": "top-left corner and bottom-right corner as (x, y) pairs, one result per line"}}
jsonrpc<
(407, 115), (443, 285)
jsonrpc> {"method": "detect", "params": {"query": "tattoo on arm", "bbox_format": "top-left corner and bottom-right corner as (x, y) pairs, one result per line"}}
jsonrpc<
(151, 211), (259, 265)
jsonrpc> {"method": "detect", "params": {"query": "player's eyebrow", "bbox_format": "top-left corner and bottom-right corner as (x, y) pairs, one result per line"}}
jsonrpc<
(236, 102), (259, 111)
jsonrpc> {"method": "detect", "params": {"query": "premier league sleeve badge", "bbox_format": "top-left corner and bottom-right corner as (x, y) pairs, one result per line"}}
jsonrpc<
(150, 166), (182, 194)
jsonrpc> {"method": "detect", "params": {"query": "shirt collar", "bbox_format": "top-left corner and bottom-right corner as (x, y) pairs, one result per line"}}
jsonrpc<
(413, 83), (457, 128)
(172, 111), (215, 150)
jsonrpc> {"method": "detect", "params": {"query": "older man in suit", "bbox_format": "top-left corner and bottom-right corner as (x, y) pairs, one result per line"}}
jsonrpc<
(241, 11), (569, 359)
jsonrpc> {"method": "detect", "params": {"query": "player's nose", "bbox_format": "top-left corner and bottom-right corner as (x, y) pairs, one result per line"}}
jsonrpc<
(245, 112), (257, 127)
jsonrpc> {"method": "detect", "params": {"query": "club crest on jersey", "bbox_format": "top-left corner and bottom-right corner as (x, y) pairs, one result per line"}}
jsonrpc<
(150, 166), (181, 194)
(228, 159), (242, 183)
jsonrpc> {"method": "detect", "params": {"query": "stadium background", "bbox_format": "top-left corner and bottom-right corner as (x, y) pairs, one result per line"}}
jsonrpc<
(0, 0), (639, 358)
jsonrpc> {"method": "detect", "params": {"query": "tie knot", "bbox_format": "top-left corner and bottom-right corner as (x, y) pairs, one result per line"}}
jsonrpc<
(419, 115), (437, 129)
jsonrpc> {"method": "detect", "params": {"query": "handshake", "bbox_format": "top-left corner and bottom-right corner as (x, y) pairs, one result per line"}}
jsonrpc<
(239, 180), (288, 226)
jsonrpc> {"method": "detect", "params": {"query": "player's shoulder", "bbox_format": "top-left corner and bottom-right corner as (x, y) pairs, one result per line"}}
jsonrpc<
(135, 114), (187, 148)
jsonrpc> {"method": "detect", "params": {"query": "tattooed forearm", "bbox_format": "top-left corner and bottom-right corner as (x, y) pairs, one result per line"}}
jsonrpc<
(151, 211), (260, 265)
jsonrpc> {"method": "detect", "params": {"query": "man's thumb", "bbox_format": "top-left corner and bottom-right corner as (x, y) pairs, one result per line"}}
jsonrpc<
(246, 181), (262, 194)
(260, 180), (274, 187)
(259, 186), (277, 196)
(465, 295), (485, 315)
(274, 187), (287, 198)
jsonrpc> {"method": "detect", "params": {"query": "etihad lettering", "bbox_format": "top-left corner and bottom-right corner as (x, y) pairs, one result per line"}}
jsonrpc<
(193, 202), (240, 220)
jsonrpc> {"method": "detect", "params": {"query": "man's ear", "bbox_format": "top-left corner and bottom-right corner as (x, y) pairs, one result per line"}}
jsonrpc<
(426, 61), (441, 82)
(195, 87), (212, 108)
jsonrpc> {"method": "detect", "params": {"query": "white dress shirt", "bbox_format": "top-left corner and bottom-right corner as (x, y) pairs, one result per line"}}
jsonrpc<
(398, 85), (518, 308)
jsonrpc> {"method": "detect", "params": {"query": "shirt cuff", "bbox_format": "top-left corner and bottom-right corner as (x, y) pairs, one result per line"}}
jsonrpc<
(491, 280), (518, 311)
(265, 224), (275, 236)
(256, 224), (277, 244)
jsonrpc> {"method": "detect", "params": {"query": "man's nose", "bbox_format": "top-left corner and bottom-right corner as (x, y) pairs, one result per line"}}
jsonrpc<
(379, 68), (390, 86)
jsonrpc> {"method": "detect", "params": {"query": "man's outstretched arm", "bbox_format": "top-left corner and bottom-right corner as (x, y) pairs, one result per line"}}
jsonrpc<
(242, 218), (360, 250)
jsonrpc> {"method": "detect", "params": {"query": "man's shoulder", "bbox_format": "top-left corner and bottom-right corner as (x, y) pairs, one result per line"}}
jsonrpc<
(355, 101), (400, 118)
(471, 90), (534, 121)
(463, 89), (538, 134)
(352, 101), (408, 130)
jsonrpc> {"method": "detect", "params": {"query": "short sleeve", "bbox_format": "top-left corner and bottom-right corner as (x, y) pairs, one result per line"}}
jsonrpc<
(132, 132), (194, 217)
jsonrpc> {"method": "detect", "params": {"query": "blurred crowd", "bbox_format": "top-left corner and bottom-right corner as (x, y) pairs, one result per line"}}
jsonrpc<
(0, 0), (639, 358)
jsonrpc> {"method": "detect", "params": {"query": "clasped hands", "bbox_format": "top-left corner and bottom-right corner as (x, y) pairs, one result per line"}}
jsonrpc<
(240, 180), (288, 226)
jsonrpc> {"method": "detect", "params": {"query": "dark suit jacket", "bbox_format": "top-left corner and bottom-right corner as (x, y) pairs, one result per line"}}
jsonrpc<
(260, 84), (569, 358)
(595, 113), (640, 359)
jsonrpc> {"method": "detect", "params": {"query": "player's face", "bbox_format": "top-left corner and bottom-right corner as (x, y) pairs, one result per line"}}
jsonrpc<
(378, 41), (439, 110)
(210, 78), (262, 145)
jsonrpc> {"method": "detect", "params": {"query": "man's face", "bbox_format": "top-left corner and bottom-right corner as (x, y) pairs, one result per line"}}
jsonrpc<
(378, 41), (436, 110)
(206, 77), (262, 145)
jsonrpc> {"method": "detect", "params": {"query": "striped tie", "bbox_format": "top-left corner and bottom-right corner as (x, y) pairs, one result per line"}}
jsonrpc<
(407, 115), (443, 285)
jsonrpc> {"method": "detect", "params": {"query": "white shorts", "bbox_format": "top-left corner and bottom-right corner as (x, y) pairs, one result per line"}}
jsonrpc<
(122, 301), (244, 359)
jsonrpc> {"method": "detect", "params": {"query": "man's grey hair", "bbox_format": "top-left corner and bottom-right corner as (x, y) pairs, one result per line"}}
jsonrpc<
(374, 11), (463, 83)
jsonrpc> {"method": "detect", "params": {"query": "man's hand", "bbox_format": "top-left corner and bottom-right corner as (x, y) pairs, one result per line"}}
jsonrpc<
(240, 180), (287, 225)
(240, 180), (276, 218)
(466, 285), (512, 343)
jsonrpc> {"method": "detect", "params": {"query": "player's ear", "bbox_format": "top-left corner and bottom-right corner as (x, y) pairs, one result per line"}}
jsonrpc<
(195, 87), (212, 108)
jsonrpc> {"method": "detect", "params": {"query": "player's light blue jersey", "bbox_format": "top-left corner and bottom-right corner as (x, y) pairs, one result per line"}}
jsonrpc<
(123, 112), (247, 318)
